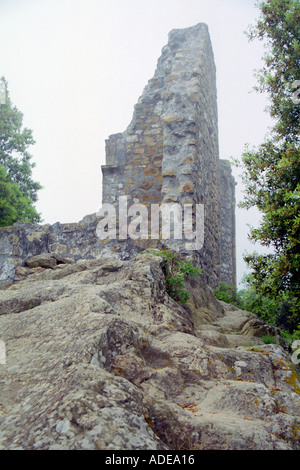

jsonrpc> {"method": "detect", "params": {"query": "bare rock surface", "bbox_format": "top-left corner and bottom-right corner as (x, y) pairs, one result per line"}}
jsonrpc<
(0, 252), (299, 450)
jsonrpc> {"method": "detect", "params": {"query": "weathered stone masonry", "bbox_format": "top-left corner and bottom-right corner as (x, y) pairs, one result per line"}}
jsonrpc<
(0, 23), (236, 289)
(102, 23), (236, 288)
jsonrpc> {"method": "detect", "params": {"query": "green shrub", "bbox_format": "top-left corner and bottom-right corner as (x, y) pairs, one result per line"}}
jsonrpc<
(146, 249), (202, 304)
(261, 335), (276, 345)
(214, 283), (240, 307)
(214, 280), (300, 342)
(214, 282), (282, 326)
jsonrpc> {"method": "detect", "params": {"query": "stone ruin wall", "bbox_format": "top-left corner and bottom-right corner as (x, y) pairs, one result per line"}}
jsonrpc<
(0, 23), (236, 290)
(102, 23), (236, 288)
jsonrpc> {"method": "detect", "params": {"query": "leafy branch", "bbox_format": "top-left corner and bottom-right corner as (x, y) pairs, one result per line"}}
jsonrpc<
(146, 249), (202, 304)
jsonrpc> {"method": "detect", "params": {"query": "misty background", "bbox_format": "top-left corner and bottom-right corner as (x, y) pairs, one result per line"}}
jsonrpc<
(0, 0), (274, 285)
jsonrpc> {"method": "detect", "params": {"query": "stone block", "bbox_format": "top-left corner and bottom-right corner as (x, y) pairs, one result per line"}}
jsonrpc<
(162, 170), (176, 177)
(143, 166), (159, 176)
(141, 180), (154, 191)
(163, 115), (184, 124)
(178, 182), (195, 193)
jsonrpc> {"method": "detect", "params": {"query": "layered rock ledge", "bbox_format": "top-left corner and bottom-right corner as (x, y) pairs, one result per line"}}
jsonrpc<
(0, 252), (299, 450)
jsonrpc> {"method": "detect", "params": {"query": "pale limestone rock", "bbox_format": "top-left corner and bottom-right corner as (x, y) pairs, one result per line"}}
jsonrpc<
(0, 252), (299, 450)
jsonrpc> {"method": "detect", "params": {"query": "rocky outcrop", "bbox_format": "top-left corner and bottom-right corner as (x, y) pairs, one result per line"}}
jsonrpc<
(0, 252), (299, 450)
(0, 215), (152, 287)
(0, 216), (101, 287)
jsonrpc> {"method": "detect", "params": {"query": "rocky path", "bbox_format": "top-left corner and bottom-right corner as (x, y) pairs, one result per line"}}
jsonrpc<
(0, 252), (299, 449)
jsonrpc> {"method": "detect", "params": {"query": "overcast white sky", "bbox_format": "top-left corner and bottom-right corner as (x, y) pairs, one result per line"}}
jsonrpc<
(0, 0), (274, 285)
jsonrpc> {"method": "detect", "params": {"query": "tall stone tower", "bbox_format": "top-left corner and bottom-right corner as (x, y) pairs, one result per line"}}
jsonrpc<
(101, 23), (236, 288)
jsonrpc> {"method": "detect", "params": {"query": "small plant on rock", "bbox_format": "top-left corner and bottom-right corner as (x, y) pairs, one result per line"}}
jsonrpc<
(261, 335), (276, 345)
(147, 249), (202, 304)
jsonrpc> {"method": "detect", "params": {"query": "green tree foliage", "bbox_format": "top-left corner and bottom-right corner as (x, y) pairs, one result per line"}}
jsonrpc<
(237, 0), (300, 329)
(214, 280), (300, 343)
(0, 77), (42, 226)
(0, 166), (41, 226)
